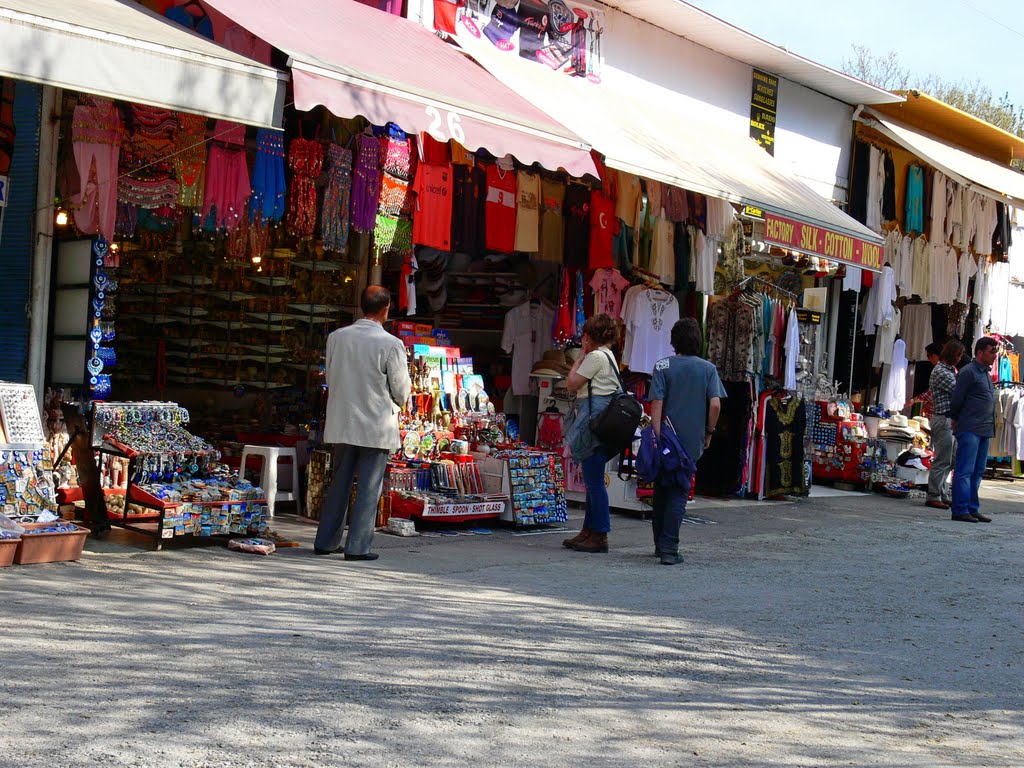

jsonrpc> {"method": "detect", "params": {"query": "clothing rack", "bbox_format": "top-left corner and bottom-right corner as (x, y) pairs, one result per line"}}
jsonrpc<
(733, 274), (799, 301)
(630, 266), (668, 288)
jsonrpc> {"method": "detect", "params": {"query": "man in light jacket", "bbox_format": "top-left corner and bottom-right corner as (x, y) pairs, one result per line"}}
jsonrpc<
(314, 286), (411, 560)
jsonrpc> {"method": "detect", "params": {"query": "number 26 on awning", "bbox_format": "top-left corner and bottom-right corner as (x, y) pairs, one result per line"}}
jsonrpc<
(425, 106), (466, 145)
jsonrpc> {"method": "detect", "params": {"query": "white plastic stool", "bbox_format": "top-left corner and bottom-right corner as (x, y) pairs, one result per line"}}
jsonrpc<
(239, 445), (302, 518)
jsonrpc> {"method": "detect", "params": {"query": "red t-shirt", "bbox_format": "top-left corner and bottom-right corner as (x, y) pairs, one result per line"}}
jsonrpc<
(413, 163), (454, 250)
(485, 165), (517, 253)
(588, 190), (617, 269)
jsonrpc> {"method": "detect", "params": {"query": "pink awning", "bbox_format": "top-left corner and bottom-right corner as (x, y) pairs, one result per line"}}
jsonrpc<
(203, 0), (596, 177)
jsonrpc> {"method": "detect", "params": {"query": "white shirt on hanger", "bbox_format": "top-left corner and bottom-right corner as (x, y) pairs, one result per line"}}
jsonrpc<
(957, 251), (978, 305)
(691, 227), (717, 295)
(973, 195), (997, 256)
(623, 289), (679, 375)
(783, 308), (799, 390)
(929, 171), (947, 244)
(501, 301), (555, 396)
(910, 236), (930, 300)
(928, 244), (959, 305)
(866, 146), (883, 233)
(872, 305), (902, 367)
(861, 265), (896, 335)
(880, 338), (908, 411)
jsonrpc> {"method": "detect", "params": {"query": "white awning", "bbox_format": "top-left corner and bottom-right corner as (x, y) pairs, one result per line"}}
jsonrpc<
(0, 0), (286, 127)
(456, 31), (885, 270)
(859, 108), (1024, 207)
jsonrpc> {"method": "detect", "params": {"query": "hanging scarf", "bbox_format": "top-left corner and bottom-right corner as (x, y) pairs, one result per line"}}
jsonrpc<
(321, 144), (353, 253)
(574, 270), (586, 341)
(285, 137), (323, 240)
(351, 132), (382, 233)
(379, 134), (414, 181)
(553, 269), (574, 346)
(373, 214), (413, 257)
(174, 112), (207, 209)
(251, 128), (286, 223)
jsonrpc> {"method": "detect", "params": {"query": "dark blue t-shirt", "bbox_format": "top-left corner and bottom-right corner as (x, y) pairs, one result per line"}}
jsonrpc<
(649, 355), (727, 460)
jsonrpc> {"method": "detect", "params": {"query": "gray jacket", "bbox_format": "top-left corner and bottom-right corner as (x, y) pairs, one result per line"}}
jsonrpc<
(323, 319), (412, 450)
(949, 360), (995, 438)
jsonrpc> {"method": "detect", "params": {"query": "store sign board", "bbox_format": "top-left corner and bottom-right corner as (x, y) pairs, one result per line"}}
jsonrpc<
(762, 212), (884, 272)
(421, 499), (507, 517)
(750, 69), (778, 155)
(454, 0), (607, 82)
(796, 308), (823, 325)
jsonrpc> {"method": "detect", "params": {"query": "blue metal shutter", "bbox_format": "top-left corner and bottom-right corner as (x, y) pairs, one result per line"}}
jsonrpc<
(0, 81), (41, 382)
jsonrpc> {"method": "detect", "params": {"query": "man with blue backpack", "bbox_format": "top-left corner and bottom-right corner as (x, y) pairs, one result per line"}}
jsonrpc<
(646, 318), (726, 565)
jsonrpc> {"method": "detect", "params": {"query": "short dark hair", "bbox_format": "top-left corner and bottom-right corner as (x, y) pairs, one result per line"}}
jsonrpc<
(670, 318), (702, 356)
(361, 285), (391, 316)
(975, 336), (998, 355)
(925, 342), (942, 358)
(940, 339), (965, 366)
(581, 313), (618, 347)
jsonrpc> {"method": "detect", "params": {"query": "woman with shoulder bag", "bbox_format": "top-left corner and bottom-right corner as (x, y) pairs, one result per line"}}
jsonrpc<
(562, 313), (621, 554)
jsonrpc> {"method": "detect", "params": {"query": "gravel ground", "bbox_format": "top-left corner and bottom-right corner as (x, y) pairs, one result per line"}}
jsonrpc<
(1, 484), (1022, 767)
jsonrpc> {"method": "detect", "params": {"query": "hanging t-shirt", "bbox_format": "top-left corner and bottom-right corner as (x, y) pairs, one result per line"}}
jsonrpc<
(398, 253), (418, 316)
(538, 178), (565, 263)
(905, 164), (925, 234)
(563, 184), (591, 268)
(690, 226), (716, 295)
(623, 289), (679, 375)
(484, 164), (516, 253)
(588, 190), (616, 269)
(783, 308), (799, 391)
(663, 186), (689, 223)
(958, 251), (979, 304)
(412, 163), (453, 250)
(452, 164), (485, 255)
(418, 132), (450, 166)
(513, 171), (541, 252)
(929, 244), (958, 305)
(589, 268), (630, 318)
(501, 300), (555, 396)
(614, 170), (642, 229)
(649, 218), (675, 287)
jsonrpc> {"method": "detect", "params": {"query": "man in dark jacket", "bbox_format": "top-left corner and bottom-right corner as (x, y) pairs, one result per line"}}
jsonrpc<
(948, 337), (998, 523)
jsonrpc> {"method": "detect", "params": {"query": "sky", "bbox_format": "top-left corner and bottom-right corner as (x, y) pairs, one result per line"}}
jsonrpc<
(685, 0), (1024, 105)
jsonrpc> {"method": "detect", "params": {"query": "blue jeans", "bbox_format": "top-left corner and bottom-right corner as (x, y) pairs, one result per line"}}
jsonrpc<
(951, 432), (990, 518)
(582, 449), (610, 533)
(652, 482), (688, 555)
(314, 444), (389, 555)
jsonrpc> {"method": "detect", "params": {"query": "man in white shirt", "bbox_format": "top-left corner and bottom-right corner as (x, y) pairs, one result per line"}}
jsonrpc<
(314, 286), (412, 561)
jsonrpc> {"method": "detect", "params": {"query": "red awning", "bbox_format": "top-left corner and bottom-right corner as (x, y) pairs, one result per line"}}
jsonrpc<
(203, 0), (596, 177)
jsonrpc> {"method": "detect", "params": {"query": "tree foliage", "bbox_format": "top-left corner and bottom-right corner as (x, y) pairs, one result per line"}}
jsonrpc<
(841, 44), (1024, 137)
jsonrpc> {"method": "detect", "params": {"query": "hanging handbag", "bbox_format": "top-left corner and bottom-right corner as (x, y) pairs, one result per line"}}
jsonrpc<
(588, 349), (644, 455)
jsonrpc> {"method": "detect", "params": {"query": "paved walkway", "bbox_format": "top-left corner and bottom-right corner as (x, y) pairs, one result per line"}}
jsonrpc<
(1, 483), (1021, 767)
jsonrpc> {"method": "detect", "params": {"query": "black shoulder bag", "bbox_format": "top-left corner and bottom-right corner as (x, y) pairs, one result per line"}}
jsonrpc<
(588, 349), (644, 456)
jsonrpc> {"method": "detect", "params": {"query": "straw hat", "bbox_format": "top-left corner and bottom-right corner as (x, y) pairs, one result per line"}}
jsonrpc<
(531, 350), (570, 376)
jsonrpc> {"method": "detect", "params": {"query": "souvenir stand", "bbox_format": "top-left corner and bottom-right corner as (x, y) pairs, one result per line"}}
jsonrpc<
(0, 383), (59, 520)
(385, 330), (515, 524)
(83, 401), (268, 549)
(0, 383), (91, 567)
